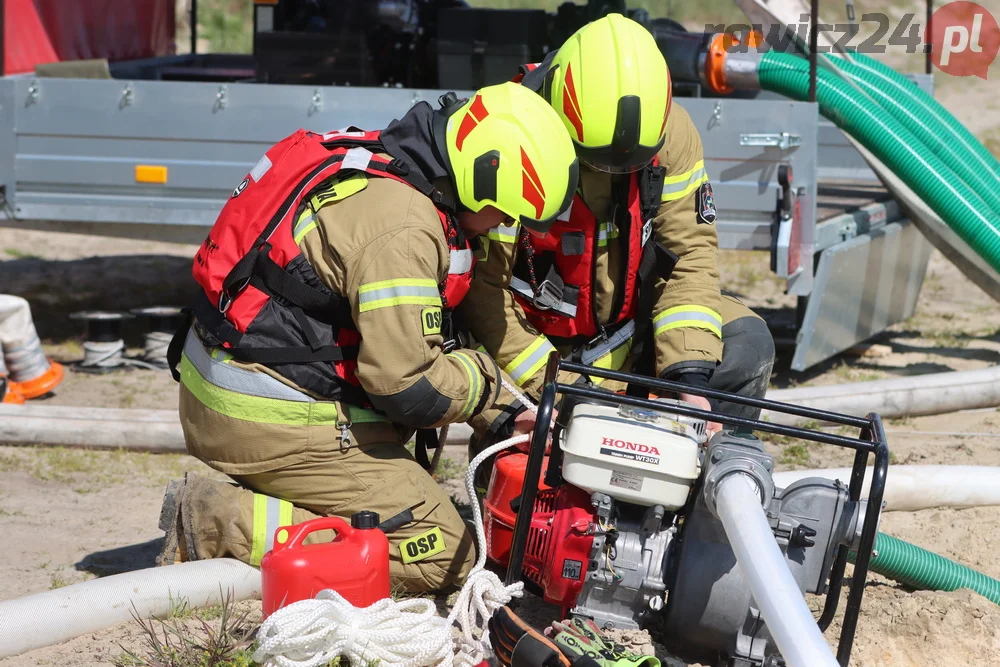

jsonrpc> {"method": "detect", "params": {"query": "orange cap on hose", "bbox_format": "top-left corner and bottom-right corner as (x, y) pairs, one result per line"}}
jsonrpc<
(704, 30), (764, 95)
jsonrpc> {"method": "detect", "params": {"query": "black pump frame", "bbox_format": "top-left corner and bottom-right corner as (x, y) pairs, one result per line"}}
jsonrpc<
(502, 353), (889, 667)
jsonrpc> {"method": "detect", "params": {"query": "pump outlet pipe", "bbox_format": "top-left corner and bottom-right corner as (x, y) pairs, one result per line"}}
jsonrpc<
(0, 559), (261, 660)
(715, 473), (839, 667)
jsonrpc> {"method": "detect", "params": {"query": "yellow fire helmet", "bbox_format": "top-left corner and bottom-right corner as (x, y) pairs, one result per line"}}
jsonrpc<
(545, 13), (672, 174)
(437, 81), (579, 234)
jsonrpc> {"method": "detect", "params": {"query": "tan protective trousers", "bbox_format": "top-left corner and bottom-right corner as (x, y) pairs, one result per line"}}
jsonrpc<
(174, 335), (474, 593)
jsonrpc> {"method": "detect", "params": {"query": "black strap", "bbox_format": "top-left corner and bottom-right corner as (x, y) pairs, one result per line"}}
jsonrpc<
(639, 165), (667, 219)
(250, 245), (350, 320)
(186, 289), (359, 366)
(414, 428), (440, 471)
(166, 308), (195, 382)
(519, 50), (557, 93)
(626, 241), (678, 397)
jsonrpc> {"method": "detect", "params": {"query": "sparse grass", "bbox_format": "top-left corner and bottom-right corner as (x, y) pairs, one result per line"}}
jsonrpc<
(779, 443), (811, 467)
(888, 415), (916, 428)
(115, 590), (377, 667)
(3, 247), (39, 259)
(0, 446), (208, 493)
(432, 456), (463, 483)
(114, 589), (258, 667)
(49, 574), (68, 590)
(926, 330), (970, 349)
(830, 361), (886, 383)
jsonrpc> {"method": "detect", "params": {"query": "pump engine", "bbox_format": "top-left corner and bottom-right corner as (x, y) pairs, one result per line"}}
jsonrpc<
(484, 387), (881, 667)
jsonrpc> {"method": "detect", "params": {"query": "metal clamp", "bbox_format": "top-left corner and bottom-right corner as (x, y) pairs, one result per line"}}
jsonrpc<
(708, 101), (722, 130)
(739, 132), (802, 150)
(309, 89), (323, 116)
(26, 80), (40, 107)
(531, 279), (563, 311)
(120, 83), (135, 109)
(214, 85), (228, 112)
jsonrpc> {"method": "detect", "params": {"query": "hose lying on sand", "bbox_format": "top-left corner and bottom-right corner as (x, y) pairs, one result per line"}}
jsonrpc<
(0, 559), (261, 659)
(849, 532), (1000, 606)
(773, 465), (1000, 512)
(762, 365), (1000, 426)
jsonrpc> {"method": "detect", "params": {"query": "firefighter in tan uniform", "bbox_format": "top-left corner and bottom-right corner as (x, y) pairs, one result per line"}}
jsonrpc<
(463, 15), (775, 456)
(157, 82), (579, 593)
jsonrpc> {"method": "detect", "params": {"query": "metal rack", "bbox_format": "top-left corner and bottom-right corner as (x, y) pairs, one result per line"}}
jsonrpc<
(504, 353), (890, 667)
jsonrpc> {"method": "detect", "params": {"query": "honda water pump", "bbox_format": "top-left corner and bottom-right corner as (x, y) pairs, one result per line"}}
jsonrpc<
(484, 357), (888, 667)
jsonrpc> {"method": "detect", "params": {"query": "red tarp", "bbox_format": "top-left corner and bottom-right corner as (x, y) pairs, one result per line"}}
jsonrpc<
(4, 0), (59, 75)
(5, 0), (175, 75)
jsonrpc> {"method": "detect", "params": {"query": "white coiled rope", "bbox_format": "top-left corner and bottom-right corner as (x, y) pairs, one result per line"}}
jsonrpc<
(79, 340), (128, 369)
(253, 379), (541, 667)
(141, 330), (174, 367)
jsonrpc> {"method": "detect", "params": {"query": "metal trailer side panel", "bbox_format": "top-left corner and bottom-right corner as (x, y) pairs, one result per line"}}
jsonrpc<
(1, 76), (820, 265)
(4, 77), (476, 229)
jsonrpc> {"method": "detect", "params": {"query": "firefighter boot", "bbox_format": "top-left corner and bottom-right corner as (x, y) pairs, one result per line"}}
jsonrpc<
(156, 478), (190, 566)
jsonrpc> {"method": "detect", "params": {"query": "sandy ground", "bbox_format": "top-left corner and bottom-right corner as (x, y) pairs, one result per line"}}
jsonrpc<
(2, 16), (1000, 662)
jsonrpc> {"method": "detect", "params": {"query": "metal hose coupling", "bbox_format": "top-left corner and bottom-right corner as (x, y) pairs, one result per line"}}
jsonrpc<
(701, 433), (776, 518)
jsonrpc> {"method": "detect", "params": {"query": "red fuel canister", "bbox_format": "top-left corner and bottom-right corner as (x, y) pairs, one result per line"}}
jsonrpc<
(260, 511), (390, 618)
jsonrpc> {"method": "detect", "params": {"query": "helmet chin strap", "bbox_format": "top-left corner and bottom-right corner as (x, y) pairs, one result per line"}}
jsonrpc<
(431, 92), (468, 209)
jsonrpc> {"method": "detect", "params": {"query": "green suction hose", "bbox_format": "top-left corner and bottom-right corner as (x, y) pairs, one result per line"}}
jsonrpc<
(846, 52), (1000, 182)
(828, 52), (1000, 217)
(848, 532), (1000, 605)
(757, 51), (1000, 274)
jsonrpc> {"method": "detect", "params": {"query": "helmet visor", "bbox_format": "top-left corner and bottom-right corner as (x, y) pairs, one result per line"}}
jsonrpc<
(580, 156), (650, 175)
(575, 137), (664, 176)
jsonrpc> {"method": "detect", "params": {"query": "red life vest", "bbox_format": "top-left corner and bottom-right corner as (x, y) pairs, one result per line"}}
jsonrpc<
(174, 128), (474, 405)
(510, 60), (670, 345)
(509, 169), (660, 340)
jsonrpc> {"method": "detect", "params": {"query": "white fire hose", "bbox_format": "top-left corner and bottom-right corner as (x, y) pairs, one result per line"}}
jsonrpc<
(715, 474), (840, 667)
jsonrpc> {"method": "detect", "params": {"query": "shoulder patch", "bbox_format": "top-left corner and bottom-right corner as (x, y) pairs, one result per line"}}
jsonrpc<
(696, 182), (717, 225)
(421, 306), (443, 335)
(399, 526), (446, 564)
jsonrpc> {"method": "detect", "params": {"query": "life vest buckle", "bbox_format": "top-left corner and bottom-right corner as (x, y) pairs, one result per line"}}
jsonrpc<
(531, 279), (563, 311)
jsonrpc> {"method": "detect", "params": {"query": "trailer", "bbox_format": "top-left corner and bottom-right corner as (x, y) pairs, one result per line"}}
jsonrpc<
(0, 1), (935, 372)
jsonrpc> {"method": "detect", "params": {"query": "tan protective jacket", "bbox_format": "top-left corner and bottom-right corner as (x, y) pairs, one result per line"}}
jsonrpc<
(229, 173), (508, 432)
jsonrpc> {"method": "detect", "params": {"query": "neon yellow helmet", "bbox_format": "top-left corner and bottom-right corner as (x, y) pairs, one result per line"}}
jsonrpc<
(545, 13), (672, 174)
(437, 81), (579, 233)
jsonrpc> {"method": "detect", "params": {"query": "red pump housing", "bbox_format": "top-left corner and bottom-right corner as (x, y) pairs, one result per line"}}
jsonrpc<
(260, 514), (390, 618)
(484, 452), (596, 617)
